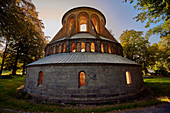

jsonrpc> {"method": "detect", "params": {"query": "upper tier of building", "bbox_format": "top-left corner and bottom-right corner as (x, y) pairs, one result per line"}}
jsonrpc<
(45, 7), (123, 56)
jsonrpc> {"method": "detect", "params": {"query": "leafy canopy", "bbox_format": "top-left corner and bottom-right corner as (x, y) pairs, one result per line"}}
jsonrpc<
(125, 0), (170, 37)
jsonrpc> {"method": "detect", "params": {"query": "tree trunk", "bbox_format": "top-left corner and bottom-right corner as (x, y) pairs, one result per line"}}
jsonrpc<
(12, 48), (19, 76)
(0, 42), (8, 75)
(22, 57), (26, 75)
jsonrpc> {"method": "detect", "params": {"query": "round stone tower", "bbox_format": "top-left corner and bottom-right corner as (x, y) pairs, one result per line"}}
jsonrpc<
(25, 7), (144, 104)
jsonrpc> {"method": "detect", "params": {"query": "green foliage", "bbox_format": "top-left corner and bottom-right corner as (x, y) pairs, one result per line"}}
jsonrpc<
(125, 0), (170, 37)
(0, 0), (48, 75)
(124, 1), (170, 74)
(120, 29), (149, 73)
(120, 29), (169, 74)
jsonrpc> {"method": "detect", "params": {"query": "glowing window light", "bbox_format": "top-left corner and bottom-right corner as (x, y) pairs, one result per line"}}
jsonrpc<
(101, 43), (104, 53)
(80, 24), (87, 32)
(79, 72), (85, 86)
(81, 42), (85, 52)
(126, 71), (132, 85)
(91, 42), (95, 52)
(108, 45), (111, 53)
(72, 43), (76, 52)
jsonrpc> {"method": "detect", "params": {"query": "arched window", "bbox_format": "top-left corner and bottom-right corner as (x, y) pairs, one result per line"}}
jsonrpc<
(108, 44), (111, 53)
(72, 42), (76, 52)
(62, 43), (65, 53)
(79, 71), (85, 86)
(53, 46), (55, 54)
(51, 47), (53, 55)
(91, 42), (95, 52)
(78, 13), (88, 32)
(77, 42), (80, 52)
(126, 71), (132, 85)
(111, 45), (114, 54)
(56, 45), (58, 54)
(38, 71), (43, 85)
(69, 16), (75, 31)
(59, 45), (62, 53)
(81, 42), (85, 52)
(101, 43), (104, 53)
(91, 14), (100, 33)
(86, 43), (90, 52)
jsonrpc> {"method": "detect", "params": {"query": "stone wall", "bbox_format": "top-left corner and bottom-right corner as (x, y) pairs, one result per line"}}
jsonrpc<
(25, 64), (143, 104)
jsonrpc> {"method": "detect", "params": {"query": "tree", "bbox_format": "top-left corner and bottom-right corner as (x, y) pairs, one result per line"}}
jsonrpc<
(124, 0), (170, 38)
(157, 36), (170, 73)
(0, 0), (46, 75)
(120, 29), (149, 74)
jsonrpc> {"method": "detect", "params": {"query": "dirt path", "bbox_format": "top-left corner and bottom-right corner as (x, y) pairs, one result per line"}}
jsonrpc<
(116, 103), (170, 113)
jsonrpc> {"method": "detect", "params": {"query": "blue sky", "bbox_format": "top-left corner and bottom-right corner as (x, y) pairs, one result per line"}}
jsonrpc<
(32, 0), (161, 44)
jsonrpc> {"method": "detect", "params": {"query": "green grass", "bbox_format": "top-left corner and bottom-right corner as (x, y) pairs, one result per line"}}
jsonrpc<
(144, 76), (170, 96)
(0, 76), (169, 112)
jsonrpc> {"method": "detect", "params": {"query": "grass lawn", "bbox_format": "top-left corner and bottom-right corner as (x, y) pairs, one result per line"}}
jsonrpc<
(0, 76), (169, 112)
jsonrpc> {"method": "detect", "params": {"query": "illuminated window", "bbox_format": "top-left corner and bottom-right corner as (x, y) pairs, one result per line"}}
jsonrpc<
(108, 45), (111, 53)
(79, 72), (85, 86)
(79, 13), (88, 32)
(80, 24), (87, 31)
(91, 42), (95, 52)
(101, 43), (104, 53)
(56, 45), (58, 54)
(126, 71), (132, 85)
(69, 17), (75, 31)
(38, 71), (43, 86)
(72, 42), (76, 52)
(92, 15), (99, 33)
(62, 43), (65, 53)
(81, 42), (85, 52)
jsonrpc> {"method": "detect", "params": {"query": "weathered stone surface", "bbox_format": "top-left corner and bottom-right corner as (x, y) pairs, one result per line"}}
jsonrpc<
(25, 64), (143, 104)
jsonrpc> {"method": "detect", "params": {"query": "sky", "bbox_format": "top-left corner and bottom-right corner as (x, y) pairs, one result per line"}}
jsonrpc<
(32, 0), (161, 44)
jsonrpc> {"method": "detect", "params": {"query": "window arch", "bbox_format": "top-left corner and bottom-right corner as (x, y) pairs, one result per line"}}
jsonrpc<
(78, 13), (89, 32)
(91, 14), (100, 33)
(79, 71), (85, 86)
(81, 42), (85, 52)
(62, 43), (65, 53)
(72, 42), (76, 52)
(126, 71), (132, 85)
(68, 15), (75, 32)
(101, 43), (104, 53)
(38, 71), (43, 85)
(91, 42), (95, 52)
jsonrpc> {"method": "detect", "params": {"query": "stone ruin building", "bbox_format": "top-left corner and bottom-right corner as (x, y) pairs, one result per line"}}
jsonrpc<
(25, 7), (144, 104)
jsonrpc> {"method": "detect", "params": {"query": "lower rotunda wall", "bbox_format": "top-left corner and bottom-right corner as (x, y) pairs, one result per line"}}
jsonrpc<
(25, 64), (143, 104)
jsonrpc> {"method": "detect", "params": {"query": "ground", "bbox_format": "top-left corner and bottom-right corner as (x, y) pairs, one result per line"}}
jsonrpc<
(0, 75), (169, 112)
